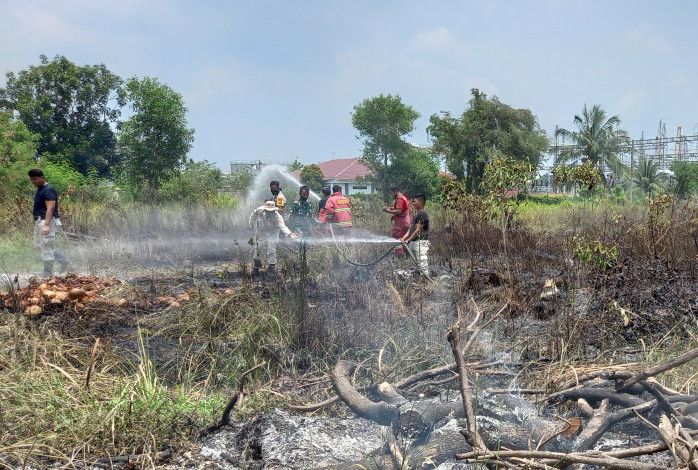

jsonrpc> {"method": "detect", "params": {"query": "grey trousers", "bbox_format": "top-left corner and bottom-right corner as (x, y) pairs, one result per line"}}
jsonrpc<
(413, 240), (430, 276)
(33, 219), (67, 263)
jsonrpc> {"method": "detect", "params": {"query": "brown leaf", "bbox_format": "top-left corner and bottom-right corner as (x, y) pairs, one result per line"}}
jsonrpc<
(561, 417), (582, 437)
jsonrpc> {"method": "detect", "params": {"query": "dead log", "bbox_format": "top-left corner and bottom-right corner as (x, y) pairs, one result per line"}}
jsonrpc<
(332, 360), (398, 426)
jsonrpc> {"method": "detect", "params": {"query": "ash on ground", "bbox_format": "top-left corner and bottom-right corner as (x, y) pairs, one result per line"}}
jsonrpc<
(163, 410), (383, 469)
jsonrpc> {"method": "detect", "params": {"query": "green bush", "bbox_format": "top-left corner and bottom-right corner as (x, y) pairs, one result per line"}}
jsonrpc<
(160, 160), (222, 203)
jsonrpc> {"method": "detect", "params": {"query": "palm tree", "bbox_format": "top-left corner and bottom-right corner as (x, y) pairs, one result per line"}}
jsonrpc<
(633, 158), (660, 194)
(555, 105), (629, 175)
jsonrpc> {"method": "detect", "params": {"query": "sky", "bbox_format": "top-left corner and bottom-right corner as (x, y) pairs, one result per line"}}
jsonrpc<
(1, 0), (697, 169)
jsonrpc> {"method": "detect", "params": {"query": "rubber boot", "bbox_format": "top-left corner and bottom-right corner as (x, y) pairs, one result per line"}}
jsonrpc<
(43, 261), (54, 277)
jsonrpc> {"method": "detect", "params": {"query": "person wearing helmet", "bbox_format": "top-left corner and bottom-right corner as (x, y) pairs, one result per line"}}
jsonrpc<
(249, 200), (296, 275)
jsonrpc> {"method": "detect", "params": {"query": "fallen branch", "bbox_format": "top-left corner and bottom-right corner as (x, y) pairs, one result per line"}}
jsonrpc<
(288, 394), (340, 412)
(447, 307), (487, 451)
(617, 346), (698, 392)
(394, 359), (504, 390)
(199, 361), (266, 437)
(93, 449), (172, 468)
(460, 300), (508, 354)
(547, 384), (646, 408)
(655, 414), (697, 469)
(456, 449), (671, 470)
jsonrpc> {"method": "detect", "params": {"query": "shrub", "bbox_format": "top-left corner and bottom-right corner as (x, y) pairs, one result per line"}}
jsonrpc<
(154, 160), (223, 203)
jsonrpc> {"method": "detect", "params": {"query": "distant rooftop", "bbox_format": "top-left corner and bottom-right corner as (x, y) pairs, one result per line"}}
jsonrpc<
(292, 157), (372, 180)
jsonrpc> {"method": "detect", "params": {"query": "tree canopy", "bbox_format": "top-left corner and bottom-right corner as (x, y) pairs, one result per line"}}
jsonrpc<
(352, 94), (420, 198)
(428, 89), (547, 193)
(300, 164), (324, 193)
(0, 55), (125, 177)
(388, 147), (441, 200)
(118, 77), (194, 193)
(288, 159), (304, 172)
(0, 111), (38, 197)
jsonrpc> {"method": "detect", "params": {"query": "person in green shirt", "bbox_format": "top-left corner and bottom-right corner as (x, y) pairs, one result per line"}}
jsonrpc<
(287, 186), (316, 237)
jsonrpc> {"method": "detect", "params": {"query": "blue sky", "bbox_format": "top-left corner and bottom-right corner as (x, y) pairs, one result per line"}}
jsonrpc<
(1, 0), (696, 169)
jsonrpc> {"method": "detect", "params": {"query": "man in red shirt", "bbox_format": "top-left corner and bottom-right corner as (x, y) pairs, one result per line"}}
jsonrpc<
(325, 185), (353, 237)
(384, 186), (411, 254)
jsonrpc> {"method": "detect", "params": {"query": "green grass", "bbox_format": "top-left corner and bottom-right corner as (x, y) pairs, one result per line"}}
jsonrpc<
(0, 233), (37, 273)
(0, 284), (292, 467)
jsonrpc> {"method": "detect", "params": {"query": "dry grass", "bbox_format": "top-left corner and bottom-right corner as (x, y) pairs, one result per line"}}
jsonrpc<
(0, 281), (292, 468)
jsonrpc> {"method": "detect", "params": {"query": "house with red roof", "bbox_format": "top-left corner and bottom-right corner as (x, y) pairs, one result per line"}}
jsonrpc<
(293, 157), (374, 195)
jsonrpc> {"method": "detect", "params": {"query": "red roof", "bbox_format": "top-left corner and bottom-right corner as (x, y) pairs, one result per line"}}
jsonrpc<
(295, 157), (372, 181)
(320, 157), (371, 180)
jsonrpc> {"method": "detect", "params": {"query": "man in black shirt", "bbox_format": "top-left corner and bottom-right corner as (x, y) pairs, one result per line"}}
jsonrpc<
(400, 194), (430, 276)
(28, 169), (69, 276)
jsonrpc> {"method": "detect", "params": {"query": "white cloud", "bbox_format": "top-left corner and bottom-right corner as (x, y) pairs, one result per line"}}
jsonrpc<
(410, 26), (470, 58)
(619, 29), (673, 56)
(10, 4), (95, 43)
(185, 66), (240, 108)
(614, 88), (647, 116)
(412, 26), (456, 50)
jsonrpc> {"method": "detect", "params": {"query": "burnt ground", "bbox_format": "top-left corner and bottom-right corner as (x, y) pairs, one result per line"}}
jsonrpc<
(2, 234), (697, 468)
(159, 246), (695, 468)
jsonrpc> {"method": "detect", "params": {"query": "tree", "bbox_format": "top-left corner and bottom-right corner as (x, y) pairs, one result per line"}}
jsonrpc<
(428, 89), (547, 193)
(0, 111), (38, 198)
(0, 55), (125, 177)
(300, 164), (324, 193)
(388, 147), (441, 200)
(555, 104), (629, 175)
(228, 169), (253, 193)
(118, 77), (194, 193)
(352, 94), (420, 198)
(633, 158), (661, 195)
(670, 161), (698, 198)
(159, 160), (223, 203)
(288, 159), (304, 172)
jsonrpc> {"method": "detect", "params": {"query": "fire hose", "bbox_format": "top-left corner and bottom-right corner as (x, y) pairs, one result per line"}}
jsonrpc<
(328, 224), (434, 281)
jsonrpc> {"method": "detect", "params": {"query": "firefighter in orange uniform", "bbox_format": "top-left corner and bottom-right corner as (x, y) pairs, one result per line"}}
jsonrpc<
(384, 185), (411, 255)
(324, 185), (353, 237)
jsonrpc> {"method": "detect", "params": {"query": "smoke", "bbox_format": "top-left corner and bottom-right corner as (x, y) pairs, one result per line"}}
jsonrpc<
(11, 163), (390, 276)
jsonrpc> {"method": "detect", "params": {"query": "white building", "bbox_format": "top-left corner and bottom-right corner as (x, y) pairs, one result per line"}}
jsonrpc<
(294, 157), (374, 195)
